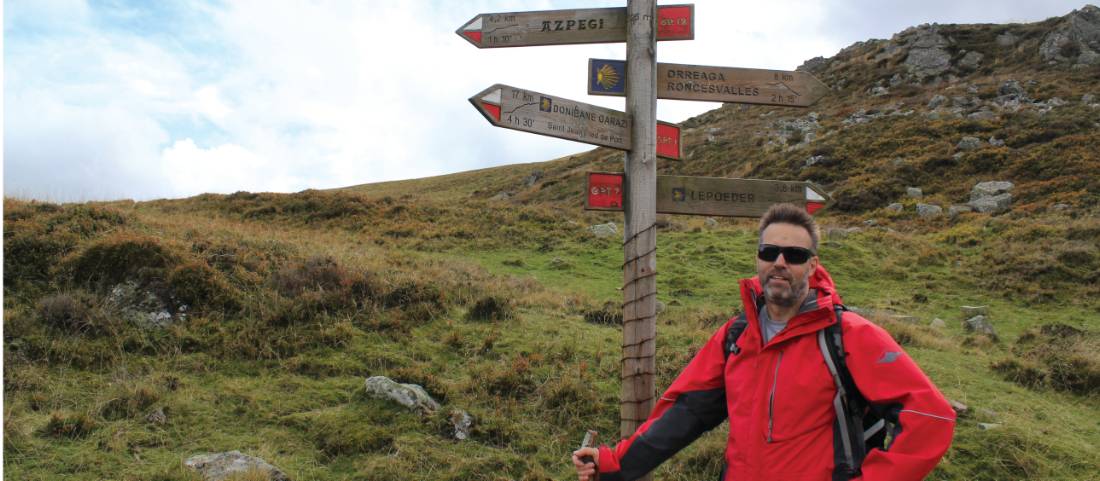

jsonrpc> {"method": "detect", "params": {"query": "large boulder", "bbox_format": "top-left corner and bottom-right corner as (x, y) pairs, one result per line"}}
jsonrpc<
(902, 26), (953, 78)
(958, 51), (984, 70)
(184, 451), (289, 481)
(969, 193), (1013, 214)
(970, 181), (1014, 201)
(364, 376), (441, 415)
(1039, 5), (1100, 65)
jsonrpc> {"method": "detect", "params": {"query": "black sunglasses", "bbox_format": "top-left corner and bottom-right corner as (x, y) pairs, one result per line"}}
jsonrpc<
(757, 244), (815, 264)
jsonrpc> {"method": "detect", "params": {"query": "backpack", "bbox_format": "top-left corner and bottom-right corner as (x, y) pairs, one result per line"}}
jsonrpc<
(723, 304), (900, 480)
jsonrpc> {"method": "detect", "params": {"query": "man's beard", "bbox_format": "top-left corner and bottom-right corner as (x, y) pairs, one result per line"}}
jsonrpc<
(763, 270), (809, 308)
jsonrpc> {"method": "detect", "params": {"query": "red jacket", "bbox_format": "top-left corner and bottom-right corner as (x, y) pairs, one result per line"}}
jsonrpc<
(597, 265), (955, 481)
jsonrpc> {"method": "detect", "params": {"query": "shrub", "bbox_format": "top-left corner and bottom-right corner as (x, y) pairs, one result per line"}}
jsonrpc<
(100, 383), (161, 421)
(36, 292), (93, 332)
(466, 296), (516, 322)
(271, 256), (347, 296)
(167, 262), (239, 313)
(43, 411), (97, 439)
(583, 302), (623, 326)
(66, 234), (179, 288)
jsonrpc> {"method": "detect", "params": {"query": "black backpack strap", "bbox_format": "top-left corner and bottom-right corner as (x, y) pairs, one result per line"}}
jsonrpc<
(723, 313), (748, 359)
(819, 304), (871, 480)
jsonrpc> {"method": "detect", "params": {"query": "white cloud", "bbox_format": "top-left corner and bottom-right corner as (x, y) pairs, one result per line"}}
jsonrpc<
(3, 0), (1092, 202)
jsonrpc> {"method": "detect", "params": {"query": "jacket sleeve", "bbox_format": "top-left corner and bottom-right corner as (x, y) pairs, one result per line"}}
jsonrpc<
(843, 314), (956, 481)
(596, 320), (731, 481)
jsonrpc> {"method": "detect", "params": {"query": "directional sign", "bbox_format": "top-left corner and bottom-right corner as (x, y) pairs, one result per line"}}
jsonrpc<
(470, 84), (682, 160)
(585, 173), (831, 216)
(457, 5), (693, 48)
(588, 59), (830, 108)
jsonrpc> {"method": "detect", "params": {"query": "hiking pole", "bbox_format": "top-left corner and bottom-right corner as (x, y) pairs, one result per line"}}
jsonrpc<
(579, 430), (599, 480)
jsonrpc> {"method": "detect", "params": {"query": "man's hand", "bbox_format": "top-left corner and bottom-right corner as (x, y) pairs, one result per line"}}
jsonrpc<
(571, 447), (599, 481)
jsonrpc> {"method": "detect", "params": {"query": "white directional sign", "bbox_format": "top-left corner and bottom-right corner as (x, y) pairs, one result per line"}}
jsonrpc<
(457, 5), (693, 48)
(588, 59), (830, 107)
(469, 84), (682, 159)
(586, 173), (831, 216)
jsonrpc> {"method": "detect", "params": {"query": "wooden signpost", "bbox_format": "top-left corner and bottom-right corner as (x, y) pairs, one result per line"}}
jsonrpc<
(586, 172), (832, 216)
(460, 4), (829, 474)
(588, 59), (830, 107)
(469, 84), (683, 160)
(456, 4), (693, 48)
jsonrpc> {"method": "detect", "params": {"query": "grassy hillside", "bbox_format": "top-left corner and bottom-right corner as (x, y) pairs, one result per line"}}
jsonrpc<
(5, 7), (1100, 481)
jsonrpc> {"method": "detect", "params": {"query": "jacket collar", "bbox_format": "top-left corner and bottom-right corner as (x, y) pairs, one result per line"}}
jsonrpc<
(738, 264), (842, 350)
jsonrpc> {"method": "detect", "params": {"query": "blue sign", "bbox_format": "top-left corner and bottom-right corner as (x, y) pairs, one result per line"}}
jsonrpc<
(589, 59), (626, 95)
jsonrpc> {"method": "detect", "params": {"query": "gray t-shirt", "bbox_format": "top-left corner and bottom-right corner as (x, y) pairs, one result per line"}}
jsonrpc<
(758, 289), (820, 344)
(758, 306), (787, 344)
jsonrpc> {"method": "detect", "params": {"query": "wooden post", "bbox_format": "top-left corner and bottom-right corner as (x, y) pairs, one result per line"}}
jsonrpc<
(621, 3), (657, 478)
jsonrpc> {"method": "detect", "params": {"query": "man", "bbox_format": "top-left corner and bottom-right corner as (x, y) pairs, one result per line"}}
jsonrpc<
(572, 203), (955, 481)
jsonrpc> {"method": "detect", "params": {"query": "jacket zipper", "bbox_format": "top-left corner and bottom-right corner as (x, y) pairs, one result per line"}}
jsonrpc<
(767, 350), (783, 443)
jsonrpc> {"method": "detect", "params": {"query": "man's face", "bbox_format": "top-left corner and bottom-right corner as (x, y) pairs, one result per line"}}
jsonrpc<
(756, 223), (819, 308)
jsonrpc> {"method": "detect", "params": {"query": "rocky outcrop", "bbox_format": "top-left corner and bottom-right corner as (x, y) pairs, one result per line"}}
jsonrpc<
(901, 25), (953, 78)
(1039, 5), (1100, 66)
(184, 451), (289, 481)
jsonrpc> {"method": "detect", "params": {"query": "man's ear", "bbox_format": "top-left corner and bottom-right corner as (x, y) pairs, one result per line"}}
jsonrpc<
(810, 255), (820, 272)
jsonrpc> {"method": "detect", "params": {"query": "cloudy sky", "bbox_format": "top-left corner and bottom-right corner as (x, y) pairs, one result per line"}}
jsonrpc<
(3, 0), (1089, 201)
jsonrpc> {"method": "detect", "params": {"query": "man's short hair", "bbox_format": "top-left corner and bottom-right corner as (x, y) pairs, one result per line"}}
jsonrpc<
(759, 203), (820, 251)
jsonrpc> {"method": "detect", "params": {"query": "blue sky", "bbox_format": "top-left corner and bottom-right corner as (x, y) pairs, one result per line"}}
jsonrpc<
(3, 0), (1091, 201)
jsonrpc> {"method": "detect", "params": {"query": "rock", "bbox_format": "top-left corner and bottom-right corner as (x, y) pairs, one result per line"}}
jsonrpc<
(364, 376), (441, 414)
(490, 192), (512, 201)
(952, 95), (979, 108)
(948, 399), (969, 416)
(1038, 5), (1100, 64)
(655, 300), (667, 314)
(958, 51), (984, 70)
(450, 409), (473, 440)
(827, 227), (861, 240)
(892, 315), (920, 324)
(843, 109), (884, 125)
(587, 222), (618, 239)
(1052, 203), (1071, 211)
(961, 305), (988, 317)
(916, 204), (943, 218)
(146, 407), (167, 425)
(930, 318), (946, 329)
(948, 204), (974, 217)
(798, 56), (829, 74)
(988, 137), (1005, 147)
(706, 127), (722, 143)
(886, 203), (903, 212)
(523, 171), (543, 187)
(889, 73), (904, 86)
(998, 80), (1026, 99)
(969, 193), (1013, 214)
(903, 26), (953, 78)
(105, 281), (177, 329)
(963, 315), (998, 340)
(967, 110), (997, 121)
(906, 187), (923, 198)
(548, 257), (571, 270)
(704, 217), (719, 228)
(863, 219), (878, 227)
(927, 94), (948, 109)
(978, 422), (1003, 431)
(775, 114), (820, 147)
(1084, 93), (1096, 104)
(970, 181), (1014, 200)
(996, 32), (1018, 47)
(805, 155), (827, 167)
(956, 136), (982, 151)
(871, 86), (890, 97)
(184, 451), (289, 481)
